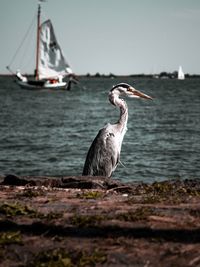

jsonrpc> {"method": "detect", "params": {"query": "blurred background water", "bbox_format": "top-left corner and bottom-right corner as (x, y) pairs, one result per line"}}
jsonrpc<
(0, 76), (200, 183)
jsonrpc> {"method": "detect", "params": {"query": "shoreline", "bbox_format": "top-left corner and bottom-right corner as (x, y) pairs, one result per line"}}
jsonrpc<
(1, 175), (200, 266)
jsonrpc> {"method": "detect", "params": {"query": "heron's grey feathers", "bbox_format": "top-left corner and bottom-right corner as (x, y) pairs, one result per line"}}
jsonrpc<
(82, 126), (120, 177)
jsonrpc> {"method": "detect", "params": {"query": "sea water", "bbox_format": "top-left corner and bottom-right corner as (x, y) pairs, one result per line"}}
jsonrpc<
(0, 76), (200, 183)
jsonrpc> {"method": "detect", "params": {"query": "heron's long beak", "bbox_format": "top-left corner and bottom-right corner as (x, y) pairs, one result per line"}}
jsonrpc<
(134, 89), (153, 100)
(129, 87), (153, 100)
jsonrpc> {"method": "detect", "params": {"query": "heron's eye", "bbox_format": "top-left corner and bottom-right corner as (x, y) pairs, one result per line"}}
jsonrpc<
(127, 87), (132, 92)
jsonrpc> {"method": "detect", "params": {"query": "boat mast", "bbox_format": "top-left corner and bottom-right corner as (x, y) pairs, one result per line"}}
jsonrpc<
(35, 2), (41, 80)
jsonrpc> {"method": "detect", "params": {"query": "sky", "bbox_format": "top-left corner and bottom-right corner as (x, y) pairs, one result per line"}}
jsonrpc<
(1, 0), (200, 75)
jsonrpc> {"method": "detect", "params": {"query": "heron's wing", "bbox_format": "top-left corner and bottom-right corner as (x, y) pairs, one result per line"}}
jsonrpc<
(82, 127), (119, 177)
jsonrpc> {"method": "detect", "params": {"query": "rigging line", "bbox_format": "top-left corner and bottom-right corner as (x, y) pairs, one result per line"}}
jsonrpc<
(19, 23), (36, 70)
(7, 11), (37, 69)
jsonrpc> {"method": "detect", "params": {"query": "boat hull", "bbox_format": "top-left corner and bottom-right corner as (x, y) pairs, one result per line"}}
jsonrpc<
(17, 80), (68, 90)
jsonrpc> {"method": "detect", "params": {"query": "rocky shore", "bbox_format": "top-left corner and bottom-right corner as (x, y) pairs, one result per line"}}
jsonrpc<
(1, 174), (200, 267)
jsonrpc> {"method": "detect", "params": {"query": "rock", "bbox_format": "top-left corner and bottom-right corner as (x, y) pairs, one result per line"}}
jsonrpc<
(1, 176), (200, 266)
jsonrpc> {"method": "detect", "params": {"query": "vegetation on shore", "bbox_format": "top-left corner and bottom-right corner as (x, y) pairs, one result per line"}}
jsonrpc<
(0, 176), (200, 266)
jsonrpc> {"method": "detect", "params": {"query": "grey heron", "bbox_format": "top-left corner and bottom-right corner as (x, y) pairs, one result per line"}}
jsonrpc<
(82, 83), (152, 177)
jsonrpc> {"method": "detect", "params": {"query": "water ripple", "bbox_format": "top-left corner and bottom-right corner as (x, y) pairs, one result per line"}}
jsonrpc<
(0, 77), (200, 182)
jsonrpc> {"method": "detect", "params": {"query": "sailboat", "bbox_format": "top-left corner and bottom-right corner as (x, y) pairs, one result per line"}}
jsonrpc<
(7, 1), (76, 90)
(178, 66), (185, 80)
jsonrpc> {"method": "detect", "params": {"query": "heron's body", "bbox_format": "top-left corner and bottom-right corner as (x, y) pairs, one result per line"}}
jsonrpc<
(82, 83), (152, 177)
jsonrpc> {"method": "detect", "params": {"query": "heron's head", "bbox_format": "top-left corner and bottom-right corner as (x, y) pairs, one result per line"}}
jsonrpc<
(110, 83), (152, 100)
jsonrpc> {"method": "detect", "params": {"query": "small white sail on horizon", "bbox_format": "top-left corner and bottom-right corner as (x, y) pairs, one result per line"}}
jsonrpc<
(178, 66), (185, 80)
(38, 20), (73, 80)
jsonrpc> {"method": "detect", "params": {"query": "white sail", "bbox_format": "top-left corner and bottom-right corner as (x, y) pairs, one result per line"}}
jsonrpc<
(178, 66), (185, 80)
(38, 20), (73, 79)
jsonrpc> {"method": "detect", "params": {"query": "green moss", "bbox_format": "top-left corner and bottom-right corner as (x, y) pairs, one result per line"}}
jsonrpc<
(78, 191), (103, 199)
(140, 195), (165, 204)
(28, 248), (106, 267)
(150, 181), (175, 194)
(29, 249), (72, 267)
(143, 181), (200, 197)
(141, 194), (181, 204)
(0, 202), (36, 217)
(70, 214), (104, 227)
(0, 231), (22, 245)
(184, 188), (200, 197)
(189, 209), (200, 217)
(37, 211), (63, 220)
(0, 202), (62, 220)
(17, 188), (45, 198)
(131, 180), (200, 205)
(78, 249), (107, 266)
(117, 207), (155, 222)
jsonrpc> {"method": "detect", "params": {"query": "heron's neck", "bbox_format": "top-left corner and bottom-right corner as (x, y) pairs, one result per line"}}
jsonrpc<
(109, 92), (128, 133)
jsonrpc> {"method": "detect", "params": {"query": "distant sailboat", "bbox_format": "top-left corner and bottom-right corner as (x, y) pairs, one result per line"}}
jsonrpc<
(178, 66), (185, 80)
(7, 0), (77, 90)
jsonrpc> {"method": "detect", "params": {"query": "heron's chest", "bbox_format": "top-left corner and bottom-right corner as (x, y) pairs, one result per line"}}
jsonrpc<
(114, 130), (126, 148)
(105, 130), (126, 154)
(103, 124), (127, 149)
